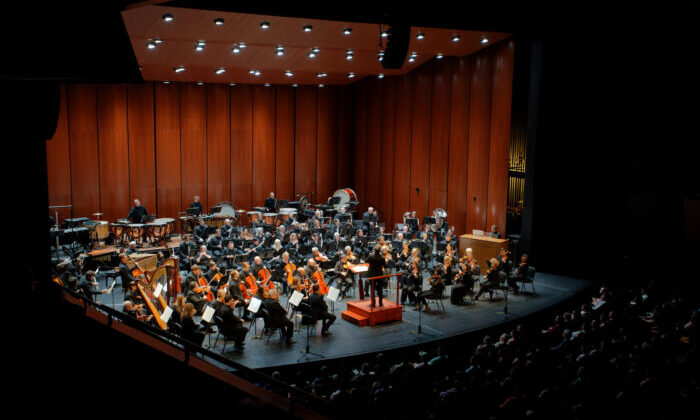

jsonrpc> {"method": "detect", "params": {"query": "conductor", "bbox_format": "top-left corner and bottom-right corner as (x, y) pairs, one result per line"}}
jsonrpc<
(367, 245), (387, 307)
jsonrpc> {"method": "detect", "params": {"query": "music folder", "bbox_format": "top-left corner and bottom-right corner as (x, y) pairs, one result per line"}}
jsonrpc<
(202, 306), (215, 323)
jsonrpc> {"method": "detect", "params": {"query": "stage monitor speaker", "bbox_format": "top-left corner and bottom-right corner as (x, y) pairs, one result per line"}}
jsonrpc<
(381, 24), (410, 70)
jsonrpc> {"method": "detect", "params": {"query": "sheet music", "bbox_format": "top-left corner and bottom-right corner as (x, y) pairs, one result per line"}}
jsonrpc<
(153, 283), (163, 298)
(289, 290), (303, 307)
(248, 297), (262, 313)
(202, 306), (215, 323)
(350, 264), (368, 273)
(160, 306), (173, 324)
(326, 286), (340, 302)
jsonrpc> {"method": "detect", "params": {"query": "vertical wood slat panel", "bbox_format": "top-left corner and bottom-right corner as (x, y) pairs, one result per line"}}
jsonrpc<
(487, 40), (515, 236)
(275, 86), (295, 201)
(466, 50), (494, 233)
(294, 86), (318, 200)
(409, 63), (434, 220)
(154, 83), (181, 219)
(316, 86), (339, 203)
(127, 83), (156, 214)
(97, 85), (130, 221)
(447, 57), (472, 236)
(428, 59), (453, 214)
(336, 86), (353, 189)
(230, 85), (253, 210)
(206, 84), (231, 207)
(67, 84), (100, 218)
(379, 78), (396, 228)
(180, 84), (208, 211)
(47, 84), (72, 221)
(364, 79), (382, 213)
(353, 82), (367, 212)
(252, 85), (276, 206)
(392, 75), (413, 227)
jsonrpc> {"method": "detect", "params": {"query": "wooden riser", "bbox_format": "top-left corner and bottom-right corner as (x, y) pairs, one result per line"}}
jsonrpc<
(343, 299), (402, 326)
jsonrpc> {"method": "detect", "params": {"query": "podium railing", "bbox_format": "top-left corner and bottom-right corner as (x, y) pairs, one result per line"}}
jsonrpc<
(366, 272), (405, 308)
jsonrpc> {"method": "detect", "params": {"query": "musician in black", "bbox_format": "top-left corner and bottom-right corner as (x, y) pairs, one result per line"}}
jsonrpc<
(124, 281), (143, 305)
(450, 261), (473, 305)
(488, 224), (501, 239)
(118, 254), (137, 291)
(362, 206), (379, 235)
(177, 234), (195, 270)
(189, 195), (203, 216)
(367, 245), (387, 307)
(417, 267), (445, 311)
(221, 218), (234, 239)
(193, 219), (208, 244)
(214, 290), (248, 351)
(497, 248), (513, 277)
(182, 264), (202, 296)
(223, 241), (238, 269)
(125, 241), (138, 255)
(308, 284), (335, 336)
(353, 229), (369, 257)
(180, 302), (205, 346)
(127, 199), (149, 223)
(185, 280), (206, 314)
(264, 192), (277, 212)
(194, 245), (212, 266)
(207, 229), (224, 257)
(333, 254), (354, 299)
(509, 254), (530, 292)
(329, 218), (342, 239)
(262, 290), (295, 345)
(77, 270), (109, 300)
(400, 265), (422, 305)
(475, 258), (501, 301)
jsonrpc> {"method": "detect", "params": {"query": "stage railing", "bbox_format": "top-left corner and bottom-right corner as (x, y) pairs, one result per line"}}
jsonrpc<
(50, 281), (336, 420)
(366, 272), (405, 308)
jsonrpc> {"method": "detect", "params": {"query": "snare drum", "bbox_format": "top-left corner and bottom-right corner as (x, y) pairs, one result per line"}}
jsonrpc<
(247, 211), (261, 225)
(262, 213), (278, 226)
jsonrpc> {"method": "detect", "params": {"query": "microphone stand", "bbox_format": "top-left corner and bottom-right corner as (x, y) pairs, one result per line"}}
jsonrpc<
(410, 275), (436, 341)
(297, 320), (325, 362)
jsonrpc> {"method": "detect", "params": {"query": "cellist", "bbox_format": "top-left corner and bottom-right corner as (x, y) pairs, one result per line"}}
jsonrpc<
(312, 263), (328, 295)
(240, 261), (259, 297)
(281, 251), (296, 295)
(253, 255), (274, 292)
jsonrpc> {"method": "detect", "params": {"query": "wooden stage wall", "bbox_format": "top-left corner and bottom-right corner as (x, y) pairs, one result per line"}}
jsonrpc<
(350, 38), (514, 236)
(47, 83), (352, 221)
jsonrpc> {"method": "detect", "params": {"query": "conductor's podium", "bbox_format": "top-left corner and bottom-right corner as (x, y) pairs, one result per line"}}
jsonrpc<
(342, 299), (403, 327)
(341, 264), (403, 327)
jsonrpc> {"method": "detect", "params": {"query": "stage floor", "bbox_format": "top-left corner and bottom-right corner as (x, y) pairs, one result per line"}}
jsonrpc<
(94, 272), (592, 370)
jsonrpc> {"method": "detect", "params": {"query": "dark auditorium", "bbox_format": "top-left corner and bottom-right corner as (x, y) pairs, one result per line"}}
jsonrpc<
(8, 2), (700, 419)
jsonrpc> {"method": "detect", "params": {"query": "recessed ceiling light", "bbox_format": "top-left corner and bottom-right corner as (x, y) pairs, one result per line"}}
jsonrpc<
(265, 83), (271, 87)
(308, 49), (317, 58)
(197, 82), (204, 86)
(318, 84), (325, 88)
(163, 81), (171, 84)
(260, 22), (270, 29)
(312, 47), (320, 53)
(292, 83), (298, 87)
(381, 31), (389, 38)
(285, 70), (294, 77)
(436, 53), (444, 60)
(452, 35), (461, 42)
(254, 70), (261, 76)
(346, 49), (354, 60)
(146, 41), (156, 49)
(275, 46), (285, 56)
(215, 68), (226, 75)
(249, 69), (256, 74)
(231, 45), (241, 54)
(348, 72), (355, 79)
(162, 14), (173, 22)
(481, 36), (489, 44)
(408, 57), (415, 63)
(317, 73), (327, 78)
(377, 51), (385, 62)
(303, 25), (312, 32)
(229, 83), (236, 86)
(377, 74), (384, 79)
(195, 41), (206, 52)
(238, 42), (247, 49)
(154, 38), (163, 44)
(214, 18), (224, 26)
(416, 32), (425, 40)
(174, 66), (185, 73)
(343, 28), (352, 35)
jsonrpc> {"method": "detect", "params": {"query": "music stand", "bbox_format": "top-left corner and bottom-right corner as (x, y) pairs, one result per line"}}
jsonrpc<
(405, 217), (419, 230)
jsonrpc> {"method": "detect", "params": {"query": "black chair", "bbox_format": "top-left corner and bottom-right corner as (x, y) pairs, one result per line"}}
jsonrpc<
(518, 266), (537, 295)
(259, 308), (285, 344)
(213, 315), (236, 353)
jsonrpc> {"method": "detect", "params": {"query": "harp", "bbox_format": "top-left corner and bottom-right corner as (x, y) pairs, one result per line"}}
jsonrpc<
(136, 263), (170, 330)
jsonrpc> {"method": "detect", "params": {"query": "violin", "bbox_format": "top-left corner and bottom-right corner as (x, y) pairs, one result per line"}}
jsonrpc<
(428, 273), (442, 287)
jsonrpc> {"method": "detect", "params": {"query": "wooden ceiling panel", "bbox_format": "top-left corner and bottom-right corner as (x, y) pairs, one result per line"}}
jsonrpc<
(122, 5), (510, 85)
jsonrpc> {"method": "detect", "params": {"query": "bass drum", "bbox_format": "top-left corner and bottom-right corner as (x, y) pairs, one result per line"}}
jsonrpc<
(332, 188), (358, 209)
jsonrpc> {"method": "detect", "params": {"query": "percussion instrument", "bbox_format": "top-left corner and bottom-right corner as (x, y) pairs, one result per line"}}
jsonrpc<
(109, 220), (129, 244)
(63, 217), (89, 228)
(247, 211), (261, 225)
(432, 208), (447, 232)
(288, 195), (310, 212)
(331, 188), (358, 209)
(126, 223), (146, 243)
(147, 218), (175, 242)
(92, 212), (104, 221)
(211, 202), (237, 220)
(90, 220), (109, 241)
(262, 213), (279, 226)
(278, 208), (297, 224)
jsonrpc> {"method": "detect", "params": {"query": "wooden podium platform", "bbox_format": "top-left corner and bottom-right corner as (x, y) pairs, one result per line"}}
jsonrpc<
(342, 299), (403, 327)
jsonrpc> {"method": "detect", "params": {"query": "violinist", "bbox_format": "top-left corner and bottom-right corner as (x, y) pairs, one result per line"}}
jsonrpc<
(304, 258), (319, 282)
(416, 267), (444, 311)
(205, 260), (223, 291)
(497, 248), (513, 277)
(475, 258), (500, 301)
(463, 247), (477, 271)
(509, 254), (530, 292)
(214, 290), (247, 352)
(405, 247), (422, 274)
(398, 240), (411, 265)
(333, 254), (354, 299)
(344, 245), (357, 263)
(281, 251), (296, 295)
(312, 247), (329, 263)
(123, 300), (154, 324)
(450, 261), (473, 305)
(262, 289), (295, 345)
(229, 270), (252, 321)
(182, 264), (201, 295)
(291, 267), (309, 295)
(439, 254), (454, 286)
(185, 280), (206, 314)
